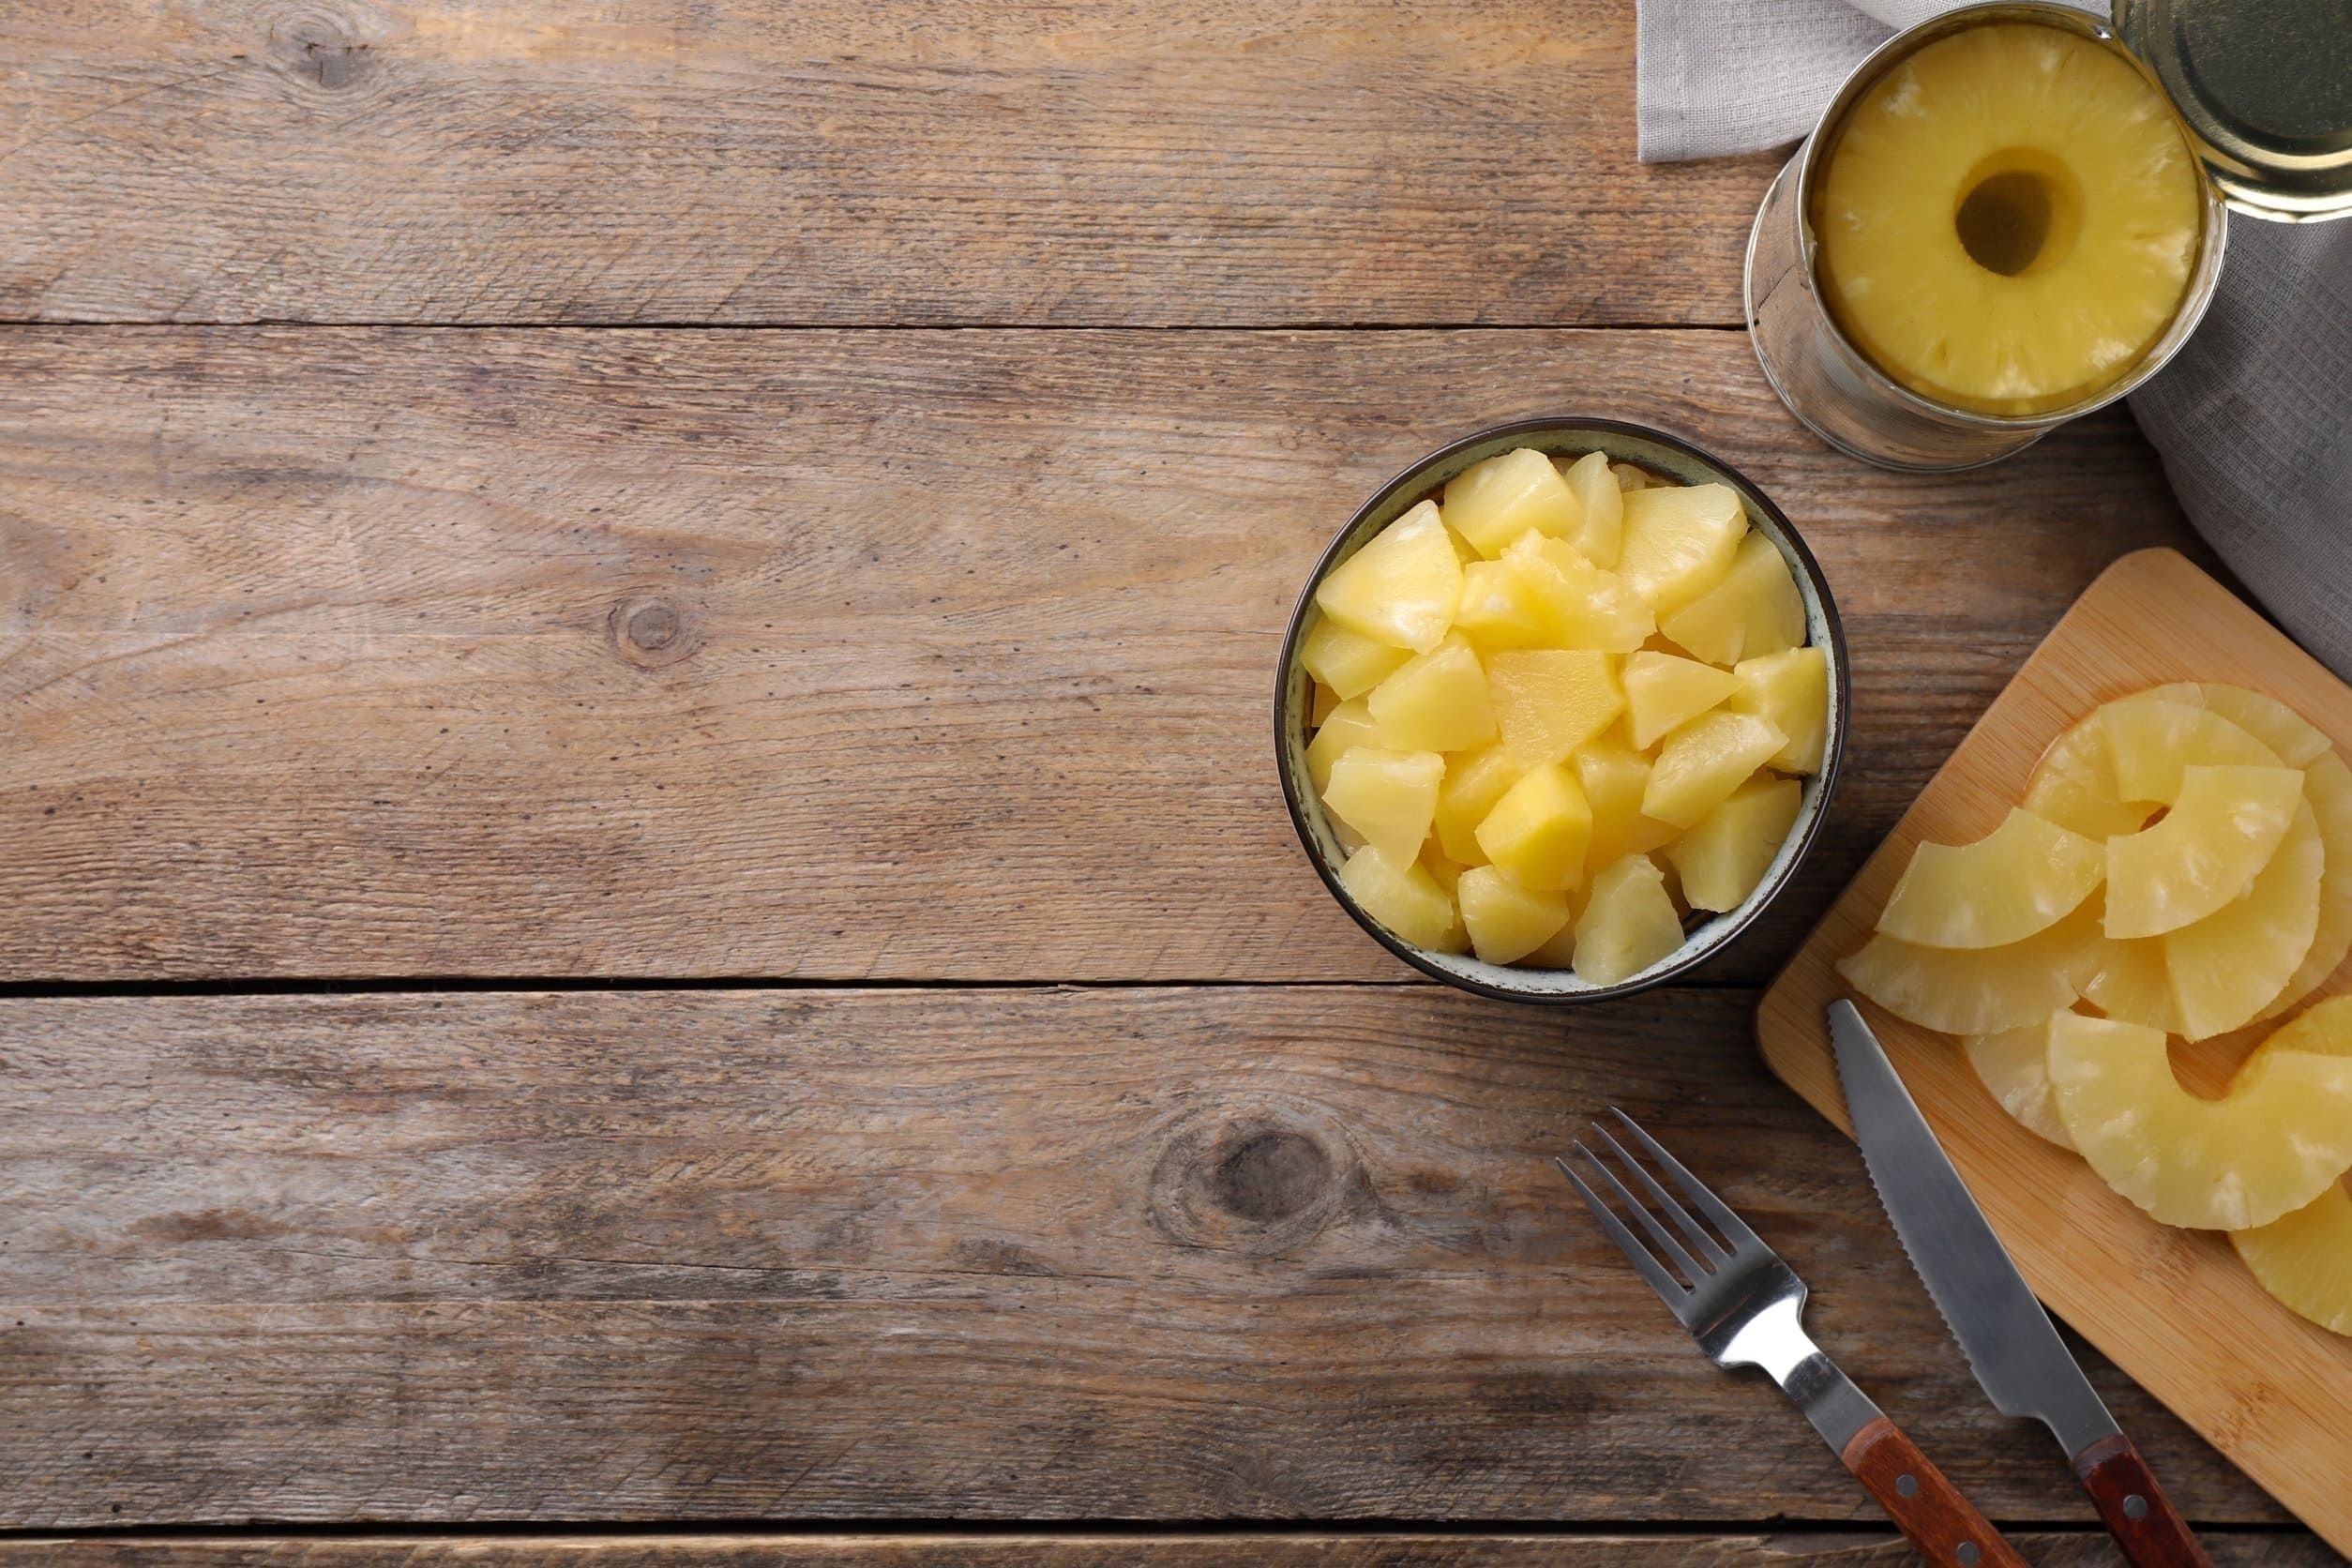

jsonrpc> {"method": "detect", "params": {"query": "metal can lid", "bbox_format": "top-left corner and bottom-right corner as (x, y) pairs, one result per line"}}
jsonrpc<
(2116, 0), (2352, 221)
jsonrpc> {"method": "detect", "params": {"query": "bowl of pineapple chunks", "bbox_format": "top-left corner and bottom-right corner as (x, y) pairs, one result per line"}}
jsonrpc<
(1277, 419), (1847, 1001)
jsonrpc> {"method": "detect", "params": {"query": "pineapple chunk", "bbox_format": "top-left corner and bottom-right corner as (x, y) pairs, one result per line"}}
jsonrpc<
(1623, 651), (1741, 750)
(2269, 752), (2352, 1018)
(2104, 698), (2281, 802)
(1876, 807), (2104, 949)
(1309, 680), (1340, 727)
(1573, 853), (1686, 985)
(1453, 561), (1548, 651)
(2232, 1182), (2352, 1336)
(1433, 745), (1525, 866)
(2049, 1002), (2352, 1229)
(2162, 800), (2322, 1040)
(1338, 843), (1465, 954)
(1306, 698), (1381, 794)
(1576, 742), (1678, 873)
(2025, 708), (2159, 840)
(1443, 447), (1582, 559)
(1611, 462), (1651, 491)
(1499, 532), (1654, 653)
(2079, 932), (2183, 1034)
(1557, 450), (1623, 566)
(1963, 1019), (2075, 1151)
(1367, 633), (1497, 753)
(1726, 646), (1830, 775)
(1321, 747), (1445, 865)
(1300, 615), (1412, 701)
(1642, 711), (1787, 829)
(1614, 484), (1746, 615)
(1486, 649), (1625, 767)
(1314, 500), (1463, 653)
(1669, 776), (1802, 912)
(1456, 864), (1573, 965)
(1837, 899), (2103, 1034)
(2105, 764), (2304, 938)
(1658, 532), (1805, 668)
(1420, 842), (1469, 897)
(1475, 761), (1593, 893)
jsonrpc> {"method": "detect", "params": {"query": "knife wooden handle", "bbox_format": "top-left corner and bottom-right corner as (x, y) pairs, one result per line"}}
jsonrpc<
(2074, 1433), (2213, 1568)
(1841, 1415), (2027, 1568)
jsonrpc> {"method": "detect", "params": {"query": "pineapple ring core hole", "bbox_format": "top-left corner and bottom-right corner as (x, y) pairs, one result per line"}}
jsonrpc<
(1952, 152), (2083, 279)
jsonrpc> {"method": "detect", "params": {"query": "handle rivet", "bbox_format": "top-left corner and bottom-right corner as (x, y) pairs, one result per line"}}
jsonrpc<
(1956, 1544), (1980, 1566)
(2123, 1494), (2148, 1521)
(1895, 1473), (1920, 1499)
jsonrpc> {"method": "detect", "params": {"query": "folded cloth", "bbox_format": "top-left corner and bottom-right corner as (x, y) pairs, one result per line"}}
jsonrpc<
(1636, 0), (2352, 679)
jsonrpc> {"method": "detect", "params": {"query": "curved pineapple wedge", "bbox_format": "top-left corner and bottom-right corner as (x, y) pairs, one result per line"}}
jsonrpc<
(1876, 807), (2103, 949)
(2105, 764), (2304, 939)
(1838, 899), (2104, 1034)
(2157, 682), (2334, 768)
(1964, 1018), (2075, 1150)
(2025, 709), (2159, 841)
(2162, 800), (2322, 1040)
(2265, 752), (2352, 1020)
(2079, 933), (2182, 1034)
(2232, 1182), (2352, 1336)
(2048, 1001), (2352, 1229)
(2103, 698), (2282, 803)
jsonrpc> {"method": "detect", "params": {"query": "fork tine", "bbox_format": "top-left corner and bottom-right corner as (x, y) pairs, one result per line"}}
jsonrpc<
(1591, 1122), (1728, 1265)
(1553, 1153), (1688, 1307)
(1609, 1107), (1762, 1252)
(1574, 1138), (1711, 1288)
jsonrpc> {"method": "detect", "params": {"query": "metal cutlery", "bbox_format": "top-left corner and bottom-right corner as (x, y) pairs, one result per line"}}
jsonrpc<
(1557, 1108), (2024, 1568)
(1831, 999), (2212, 1568)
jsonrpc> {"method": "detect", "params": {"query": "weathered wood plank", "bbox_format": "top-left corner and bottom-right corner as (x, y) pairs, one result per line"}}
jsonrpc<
(0, 327), (2200, 982)
(0, 988), (2279, 1527)
(0, 0), (1776, 326)
(1, 1532), (2333, 1567)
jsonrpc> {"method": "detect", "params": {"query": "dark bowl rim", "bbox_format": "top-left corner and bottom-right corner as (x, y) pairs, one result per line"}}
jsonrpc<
(1274, 415), (1851, 1004)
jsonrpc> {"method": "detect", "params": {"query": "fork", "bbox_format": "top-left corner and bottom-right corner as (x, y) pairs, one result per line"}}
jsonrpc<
(1557, 1108), (2025, 1568)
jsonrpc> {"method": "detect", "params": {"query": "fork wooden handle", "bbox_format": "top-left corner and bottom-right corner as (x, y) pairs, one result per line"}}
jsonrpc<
(1842, 1415), (2028, 1568)
(2073, 1433), (2213, 1568)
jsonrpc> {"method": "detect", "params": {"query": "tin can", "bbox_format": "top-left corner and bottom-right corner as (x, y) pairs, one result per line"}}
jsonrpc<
(1747, 0), (2352, 472)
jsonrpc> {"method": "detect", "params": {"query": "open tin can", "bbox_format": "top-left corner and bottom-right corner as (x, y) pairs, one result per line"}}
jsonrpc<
(1747, 0), (2352, 472)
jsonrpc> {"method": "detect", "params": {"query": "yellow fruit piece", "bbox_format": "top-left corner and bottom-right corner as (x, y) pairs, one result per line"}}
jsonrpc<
(1614, 484), (1746, 615)
(1669, 776), (1802, 912)
(1300, 615), (1412, 701)
(1726, 646), (1830, 775)
(1453, 560), (1549, 652)
(1657, 532), (1805, 668)
(1611, 461), (1652, 491)
(2194, 684), (2332, 768)
(2163, 800), (2322, 1041)
(1487, 649), (1626, 767)
(1573, 853), (1687, 985)
(2049, 1002), (2352, 1230)
(1321, 746), (1445, 866)
(1420, 842), (1469, 898)
(1443, 446), (1583, 560)
(1556, 450), (1623, 566)
(2103, 698), (2280, 803)
(1963, 1019), (2075, 1151)
(1623, 651), (1741, 750)
(1457, 864), (1573, 965)
(1339, 843), (1465, 954)
(1306, 698), (1380, 794)
(2079, 932), (2182, 1034)
(1876, 807), (2104, 949)
(1475, 761), (1594, 893)
(2025, 708), (2158, 840)
(1576, 742), (1678, 874)
(1642, 710), (1787, 829)
(2266, 752), (2352, 1018)
(2105, 764), (2304, 938)
(1812, 22), (2205, 416)
(2232, 1182), (2352, 1336)
(1499, 532), (1654, 654)
(1366, 633), (1497, 754)
(1433, 745), (1525, 866)
(1837, 899), (2104, 1034)
(1314, 500), (1463, 654)
(1310, 681), (1341, 727)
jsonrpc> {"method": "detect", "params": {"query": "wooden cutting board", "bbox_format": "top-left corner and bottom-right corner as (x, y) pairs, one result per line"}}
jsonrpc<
(1758, 547), (2352, 1553)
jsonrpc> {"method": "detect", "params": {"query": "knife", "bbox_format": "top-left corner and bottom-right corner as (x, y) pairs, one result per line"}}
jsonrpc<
(1829, 999), (2213, 1568)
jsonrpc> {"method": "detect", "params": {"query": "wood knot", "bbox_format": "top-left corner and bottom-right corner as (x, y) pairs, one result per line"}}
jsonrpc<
(608, 593), (702, 670)
(1210, 1130), (1331, 1223)
(267, 5), (385, 90)
(1146, 1097), (1366, 1256)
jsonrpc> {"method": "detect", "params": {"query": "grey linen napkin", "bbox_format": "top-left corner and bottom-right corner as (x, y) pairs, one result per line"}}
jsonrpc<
(1636, 0), (2352, 679)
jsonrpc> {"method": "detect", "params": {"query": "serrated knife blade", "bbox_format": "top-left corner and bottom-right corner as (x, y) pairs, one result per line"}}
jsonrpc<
(1828, 999), (2213, 1568)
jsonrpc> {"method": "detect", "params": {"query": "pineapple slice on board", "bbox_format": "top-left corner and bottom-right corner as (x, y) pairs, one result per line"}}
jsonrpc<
(2232, 1181), (2352, 1336)
(2266, 752), (2352, 1019)
(1964, 1018), (2076, 1152)
(2168, 682), (2334, 768)
(2103, 698), (2282, 803)
(2162, 801), (2323, 1040)
(2025, 708), (2158, 841)
(2104, 764), (2304, 939)
(2079, 932), (2184, 1034)
(1875, 807), (2104, 949)
(1837, 898), (2104, 1035)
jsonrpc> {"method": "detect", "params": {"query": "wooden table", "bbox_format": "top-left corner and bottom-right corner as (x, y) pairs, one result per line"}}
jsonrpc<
(0, 2), (2329, 1562)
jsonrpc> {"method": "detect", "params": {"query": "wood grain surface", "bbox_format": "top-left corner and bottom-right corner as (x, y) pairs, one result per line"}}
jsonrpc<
(0, 326), (2197, 983)
(0, 0), (1776, 327)
(0, 986), (2279, 1528)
